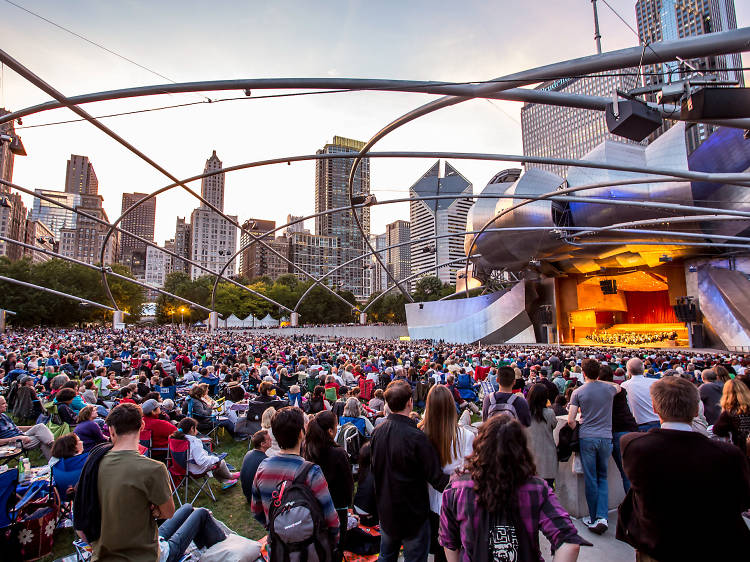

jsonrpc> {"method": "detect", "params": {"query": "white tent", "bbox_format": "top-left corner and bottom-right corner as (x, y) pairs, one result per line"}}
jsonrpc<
(259, 313), (279, 327)
(225, 314), (244, 328)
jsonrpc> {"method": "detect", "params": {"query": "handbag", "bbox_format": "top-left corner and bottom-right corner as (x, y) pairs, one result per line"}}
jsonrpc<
(0, 480), (60, 561)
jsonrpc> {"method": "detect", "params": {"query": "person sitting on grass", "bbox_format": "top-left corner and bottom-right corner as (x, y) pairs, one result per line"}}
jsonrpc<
(170, 418), (239, 489)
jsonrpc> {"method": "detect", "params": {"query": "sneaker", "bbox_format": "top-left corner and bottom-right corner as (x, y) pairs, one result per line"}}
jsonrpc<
(221, 479), (238, 490)
(229, 471), (240, 479)
(581, 516), (593, 527)
(591, 518), (608, 535)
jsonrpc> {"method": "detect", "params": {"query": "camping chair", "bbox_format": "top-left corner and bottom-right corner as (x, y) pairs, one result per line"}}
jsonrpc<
(358, 378), (375, 401)
(479, 379), (496, 400)
(279, 372), (299, 394)
(167, 437), (215, 507)
(51, 452), (89, 523)
(0, 467), (18, 529)
(141, 428), (169, 459)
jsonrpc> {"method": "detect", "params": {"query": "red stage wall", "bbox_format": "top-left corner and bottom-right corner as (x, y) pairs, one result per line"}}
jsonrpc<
(624, 291), (677, 324)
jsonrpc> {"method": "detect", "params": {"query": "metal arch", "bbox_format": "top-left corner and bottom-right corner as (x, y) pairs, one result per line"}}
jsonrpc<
(0, 234), (212, 313)
(0, 275), (117, 312)
(2, 28), (749, 127)
(363, 255), (481, 313)
(0, 48), (330, 314)
(574, 240), (750, 249)
(0, 178), (291, 313)
(292, 221), (750, 314)
(344, 27), (750, 301)
(572, 215), (750, 238)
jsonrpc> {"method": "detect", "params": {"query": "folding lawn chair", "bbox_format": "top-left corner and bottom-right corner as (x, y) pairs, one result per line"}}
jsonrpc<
(167, 437), (215, 507)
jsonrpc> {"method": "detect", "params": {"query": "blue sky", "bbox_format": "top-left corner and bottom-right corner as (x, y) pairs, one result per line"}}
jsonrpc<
(1, 0), (748, 243)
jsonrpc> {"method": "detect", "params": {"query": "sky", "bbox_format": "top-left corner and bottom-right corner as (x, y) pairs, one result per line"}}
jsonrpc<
(1, 0), (749, 245)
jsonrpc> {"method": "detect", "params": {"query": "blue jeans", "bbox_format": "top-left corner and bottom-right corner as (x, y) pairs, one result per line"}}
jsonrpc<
(159, 504), (226, 562)
(611, 431), (631, 493)
(379, 518), (430, 562)
(579, 437), (613, 521)
(638, 421), (660, 432)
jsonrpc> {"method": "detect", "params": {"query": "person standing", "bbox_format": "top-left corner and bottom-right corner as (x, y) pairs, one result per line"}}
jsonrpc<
(698, 368), (724, 426)
(617, 376), (750, 560)
(526, 383), (559, 490)
(620, 358), (660, 432)
(371, 380), (449, 562)
(599, 366), (637, 493)
(567, 358), (620, 535)
(88, 403), (175, 560)
(713, 378), (750, 453)
(481, 366), (531, 427)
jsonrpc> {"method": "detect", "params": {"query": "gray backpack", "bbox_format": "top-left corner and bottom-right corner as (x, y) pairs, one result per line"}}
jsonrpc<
(487, 392), (520, 420)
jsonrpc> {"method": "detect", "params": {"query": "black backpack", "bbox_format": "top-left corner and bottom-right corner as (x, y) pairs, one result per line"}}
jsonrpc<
(268, 461), (333, 562)
(336, 422), (363, 465)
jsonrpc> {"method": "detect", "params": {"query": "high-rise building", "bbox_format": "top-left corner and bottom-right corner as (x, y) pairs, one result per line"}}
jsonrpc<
(386, 220), (411, 285)
(0, 108), (28, 261)
(59, 194), (119, 264)
(64, 154), (98, 195)
(119, 192), (156, 279)
(145, 245), (170, 288)
(315, 136), (370, 299)
(285, 214), (308, 235)
(23, 218), (55, 263)
(409, 161), (473, 289)
(520, 71), (641, 178)
(288, 231), (340, 284)
(31, 190), (81, 239)
(189, 151), (237, 279)
(370, 233), (388, 295)
(172, 217), (191, 273)
(238, 219), (291, 281)
(635, 0), (743, 150)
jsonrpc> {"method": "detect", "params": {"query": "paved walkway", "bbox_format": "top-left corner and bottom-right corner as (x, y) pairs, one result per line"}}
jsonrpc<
(540, 510), (634, 562)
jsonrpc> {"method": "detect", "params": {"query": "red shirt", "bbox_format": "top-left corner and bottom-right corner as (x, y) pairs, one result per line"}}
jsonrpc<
(119, 398), (136, 405)
(143, 415), (177, 449)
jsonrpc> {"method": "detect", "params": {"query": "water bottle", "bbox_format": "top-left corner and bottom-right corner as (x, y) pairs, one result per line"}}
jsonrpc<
(18, 456), (26, 482)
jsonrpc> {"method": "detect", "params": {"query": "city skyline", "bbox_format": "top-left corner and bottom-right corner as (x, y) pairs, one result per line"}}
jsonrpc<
(5, 1), (748, 245)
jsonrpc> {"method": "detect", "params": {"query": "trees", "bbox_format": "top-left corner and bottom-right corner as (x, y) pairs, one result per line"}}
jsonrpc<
(0, 258), (145, 326)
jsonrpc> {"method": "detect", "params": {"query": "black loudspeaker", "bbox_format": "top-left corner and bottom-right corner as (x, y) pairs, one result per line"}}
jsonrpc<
(605, 100), (663, 142)
(600, 280), (618, 295)
(691, 324), (704, 349)
(672, 302), (698, 323)
(682, 88), (750, 121)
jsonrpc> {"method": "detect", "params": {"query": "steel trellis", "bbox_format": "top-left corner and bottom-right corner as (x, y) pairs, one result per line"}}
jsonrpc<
(0, 275), (117, 312)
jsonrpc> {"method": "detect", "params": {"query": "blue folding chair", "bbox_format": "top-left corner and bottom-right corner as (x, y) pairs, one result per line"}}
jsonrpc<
(0, 467), (19, 529)
(51, 453), (89, 501)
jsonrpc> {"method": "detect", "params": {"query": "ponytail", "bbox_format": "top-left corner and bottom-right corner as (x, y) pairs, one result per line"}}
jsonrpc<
(170, 417), (197, 440)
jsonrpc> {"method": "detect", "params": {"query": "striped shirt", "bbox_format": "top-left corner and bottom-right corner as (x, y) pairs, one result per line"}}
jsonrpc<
(439, 474), (589, 561)
(250, 453), (340, 542)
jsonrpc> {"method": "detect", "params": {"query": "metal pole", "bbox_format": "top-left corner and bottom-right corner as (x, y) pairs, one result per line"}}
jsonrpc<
(592, 0), (603, 54)
(0, 276), (117, 312)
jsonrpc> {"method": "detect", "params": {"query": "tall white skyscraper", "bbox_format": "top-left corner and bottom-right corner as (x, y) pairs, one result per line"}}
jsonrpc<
(190, 151), (237, 279)
(409, 161), (473, 290)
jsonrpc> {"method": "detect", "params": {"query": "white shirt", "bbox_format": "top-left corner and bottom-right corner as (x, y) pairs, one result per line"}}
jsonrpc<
(661, 421), (692, 432)
(621, 375), (660, 425)
(186, 434), (220, 474)
(429, 426), (474, 513)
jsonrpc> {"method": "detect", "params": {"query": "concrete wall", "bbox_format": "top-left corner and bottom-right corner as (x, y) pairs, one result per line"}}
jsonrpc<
(229, 325), (409, 340)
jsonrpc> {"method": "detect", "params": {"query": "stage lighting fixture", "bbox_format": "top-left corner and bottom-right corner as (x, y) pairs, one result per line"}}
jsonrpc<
(605, 99), (662, 142)
(529, 258), (541, 267)
(599, 279), (617, 295)
(351, 194), (377, 206)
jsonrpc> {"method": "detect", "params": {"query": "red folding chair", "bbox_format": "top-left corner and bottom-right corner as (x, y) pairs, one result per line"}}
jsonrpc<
(358, 378), (374, 401)
(166, 437), (215, 507)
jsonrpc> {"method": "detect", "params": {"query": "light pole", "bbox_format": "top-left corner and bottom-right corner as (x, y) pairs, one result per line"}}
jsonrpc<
(180, 307), (186, 326)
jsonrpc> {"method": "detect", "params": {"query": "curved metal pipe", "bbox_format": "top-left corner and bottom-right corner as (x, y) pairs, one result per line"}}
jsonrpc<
(0, 234), (211, 313)
(0, 275), (117, 312)
(363, 255), (481, 313)
(572, 214), (749, 238)
(0, 178), (292, 313)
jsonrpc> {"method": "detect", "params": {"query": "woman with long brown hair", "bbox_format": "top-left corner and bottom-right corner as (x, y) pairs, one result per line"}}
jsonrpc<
(439, 414), (588, 562)
(713, 377), (750, 454)
(419, 384), (474, 562)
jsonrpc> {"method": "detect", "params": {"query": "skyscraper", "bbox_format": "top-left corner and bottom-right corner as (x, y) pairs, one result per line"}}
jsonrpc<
(31, 190), (81, 239)
(58, 194), (119, 265)
(65, 154), (98, 195)
(119, 192), (156, 278)
(189, 151), (237, 279)
(386, 220), (411, 285)
(520, 71), (641, 178)
(172, 217), (191, 273)
(315, 136), (370, 300)
(635, 0), (744, 149)
(370, 233), (388, 295)
(409, 161), (473, 290)
(288, 231), (340, 284)
(0, 108), (28, 261)
(238, 219), (291, 282)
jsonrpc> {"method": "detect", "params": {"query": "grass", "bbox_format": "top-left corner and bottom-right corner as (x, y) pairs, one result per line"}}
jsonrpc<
(10, 431), (266, 561)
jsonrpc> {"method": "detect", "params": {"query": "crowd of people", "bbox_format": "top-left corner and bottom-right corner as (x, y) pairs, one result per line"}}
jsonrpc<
(585, 330), (679, 346)
(0, 325), (749, 561)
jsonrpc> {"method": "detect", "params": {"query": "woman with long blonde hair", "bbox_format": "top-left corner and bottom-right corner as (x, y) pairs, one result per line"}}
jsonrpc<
(714, 376), (750, 454)
(419, 384), (474, 562)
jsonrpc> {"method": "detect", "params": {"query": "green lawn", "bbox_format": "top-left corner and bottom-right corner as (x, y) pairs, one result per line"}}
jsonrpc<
(12, 433), (266, 561)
